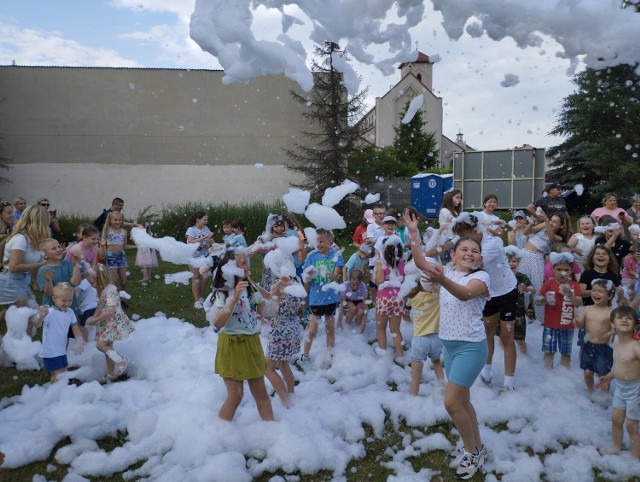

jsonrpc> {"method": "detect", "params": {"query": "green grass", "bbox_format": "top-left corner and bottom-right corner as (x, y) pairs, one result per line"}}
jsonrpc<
(2, 241), (638, 481)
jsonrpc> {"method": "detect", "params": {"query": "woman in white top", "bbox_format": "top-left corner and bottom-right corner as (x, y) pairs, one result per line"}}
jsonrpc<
(0, 205), (49, 322)
(405, 209), (490, 480)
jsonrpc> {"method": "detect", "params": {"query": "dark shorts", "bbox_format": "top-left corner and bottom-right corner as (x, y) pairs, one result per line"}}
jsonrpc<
(346, 299), (363, 306)
(368, 268), (378, 289)
(310, 303), (338, 317)
(483, 287), (518, 321)
(580, 342), (613, 375)
(43, 354), (68, 372)
(497, 315), (526, 341)
(79, 308), (96, 327)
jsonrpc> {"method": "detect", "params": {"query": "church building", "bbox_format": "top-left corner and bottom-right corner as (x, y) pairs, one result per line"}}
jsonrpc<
(355, 52), (470, 168)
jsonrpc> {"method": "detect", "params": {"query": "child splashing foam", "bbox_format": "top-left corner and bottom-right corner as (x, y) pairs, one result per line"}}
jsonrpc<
(537, 252), (583, 369)
(374, 228), (406, 363)
(207, 248), (274, 421)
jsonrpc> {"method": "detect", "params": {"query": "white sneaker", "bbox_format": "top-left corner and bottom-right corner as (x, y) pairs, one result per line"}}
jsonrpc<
(455, 449), (481, 480)
(299, 354), (311, 365)
(480, 372), (492, 385)
(193, 300), (204, 309)
(394, 355), (409, 366)
(478, 445), (488, 467)
(374, 346), (387, 357)
(112, 358), (128, 379)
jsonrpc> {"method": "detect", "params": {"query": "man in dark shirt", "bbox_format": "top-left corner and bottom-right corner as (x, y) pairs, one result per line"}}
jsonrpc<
(526, 183), (568, 220)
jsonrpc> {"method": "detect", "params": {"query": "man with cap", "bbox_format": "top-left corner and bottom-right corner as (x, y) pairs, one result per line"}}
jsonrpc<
(526, 183), (567, 220)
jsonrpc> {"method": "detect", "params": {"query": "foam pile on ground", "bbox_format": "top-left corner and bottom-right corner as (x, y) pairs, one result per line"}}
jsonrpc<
(0, 313), (639, 479)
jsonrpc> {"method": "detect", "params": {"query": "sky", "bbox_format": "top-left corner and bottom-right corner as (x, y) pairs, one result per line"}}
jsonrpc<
(3, 1), (638, 152)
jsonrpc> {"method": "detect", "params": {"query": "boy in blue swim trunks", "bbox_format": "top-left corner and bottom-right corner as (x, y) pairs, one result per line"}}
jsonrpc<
(574, 279), (615, 392)
(598, 306), (640, 459)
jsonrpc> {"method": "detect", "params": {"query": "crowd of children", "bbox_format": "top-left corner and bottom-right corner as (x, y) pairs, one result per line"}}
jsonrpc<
(2, 190), (640, 478)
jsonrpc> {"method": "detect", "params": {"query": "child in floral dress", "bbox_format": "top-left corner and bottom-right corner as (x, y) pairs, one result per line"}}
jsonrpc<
(265, 275), (304, 407)
(86, 264), (135, 380)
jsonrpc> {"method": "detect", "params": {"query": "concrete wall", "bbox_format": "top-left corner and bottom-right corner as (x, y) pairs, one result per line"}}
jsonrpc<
(0, 66), (310, 215)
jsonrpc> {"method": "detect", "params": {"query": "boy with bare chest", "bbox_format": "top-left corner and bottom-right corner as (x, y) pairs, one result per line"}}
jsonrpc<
(598, 306), (640, 459)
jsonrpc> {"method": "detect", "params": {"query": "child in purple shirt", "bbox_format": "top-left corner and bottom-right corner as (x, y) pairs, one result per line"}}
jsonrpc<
(337, 270), (368, 333)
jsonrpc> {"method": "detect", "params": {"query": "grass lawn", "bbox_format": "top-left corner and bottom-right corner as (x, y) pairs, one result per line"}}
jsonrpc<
(0, 247), (636, 481)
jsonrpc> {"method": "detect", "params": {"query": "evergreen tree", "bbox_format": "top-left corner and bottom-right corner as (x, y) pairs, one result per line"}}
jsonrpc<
(346, 144), (397, 191)
(285, 42), (368, 203)
(392, 99), (439, 173)
(547, 64), (640, 203)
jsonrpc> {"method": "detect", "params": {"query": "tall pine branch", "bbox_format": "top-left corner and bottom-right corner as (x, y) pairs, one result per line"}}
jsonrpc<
(285, 43), (368, 204)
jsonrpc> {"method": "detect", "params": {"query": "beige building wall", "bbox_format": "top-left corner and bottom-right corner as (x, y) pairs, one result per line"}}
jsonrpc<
(0, 66), (310, 215)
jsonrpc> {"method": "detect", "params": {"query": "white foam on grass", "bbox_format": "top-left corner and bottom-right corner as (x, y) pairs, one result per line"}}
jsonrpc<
(2, 314), (634, 480)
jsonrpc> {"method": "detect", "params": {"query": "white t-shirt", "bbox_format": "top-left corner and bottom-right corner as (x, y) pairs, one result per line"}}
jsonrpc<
(573, 233), (596, 268)
(366, 223), (386, 266)
(366, 223), (385, 242)
(2, 233), (42, 269)
(75, 279), (98, 313)
(438, 208), (455, 240)
(439, 267), (490, 342)
(39, 307), (77, 358)
(481, 234), (517, 297)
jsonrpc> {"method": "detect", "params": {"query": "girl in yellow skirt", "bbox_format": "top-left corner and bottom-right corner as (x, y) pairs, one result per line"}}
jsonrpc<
(207, 249), (274, 421)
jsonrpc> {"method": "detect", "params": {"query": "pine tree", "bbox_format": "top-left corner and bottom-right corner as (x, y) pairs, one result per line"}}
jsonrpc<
(547, 64), (640, 203)
(392, 99), (439, 173)
(285, 42), (368, 203)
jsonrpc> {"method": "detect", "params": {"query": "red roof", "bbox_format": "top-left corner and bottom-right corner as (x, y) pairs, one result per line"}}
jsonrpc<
(398, 51), (431, 69)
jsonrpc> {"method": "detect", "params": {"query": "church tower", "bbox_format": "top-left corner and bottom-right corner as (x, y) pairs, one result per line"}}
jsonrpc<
(398, 52), (433, 90)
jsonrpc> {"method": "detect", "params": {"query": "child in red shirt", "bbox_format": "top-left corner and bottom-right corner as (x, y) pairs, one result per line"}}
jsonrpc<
(537, 252), (583, 369)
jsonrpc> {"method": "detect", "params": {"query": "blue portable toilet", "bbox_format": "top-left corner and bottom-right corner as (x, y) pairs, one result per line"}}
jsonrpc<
(411, 173), (453, 217)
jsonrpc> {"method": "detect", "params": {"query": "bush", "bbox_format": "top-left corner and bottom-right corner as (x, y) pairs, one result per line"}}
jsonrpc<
(57, 201), (360, 246)
(152, 201), (283, 242)
(56, 214), (94, 244)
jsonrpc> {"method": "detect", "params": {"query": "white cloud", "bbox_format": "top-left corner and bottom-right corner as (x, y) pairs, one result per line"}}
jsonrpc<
(118, 23), (220, 67)
(108, 0), (194, 18)
(0, 22), (140, 67)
